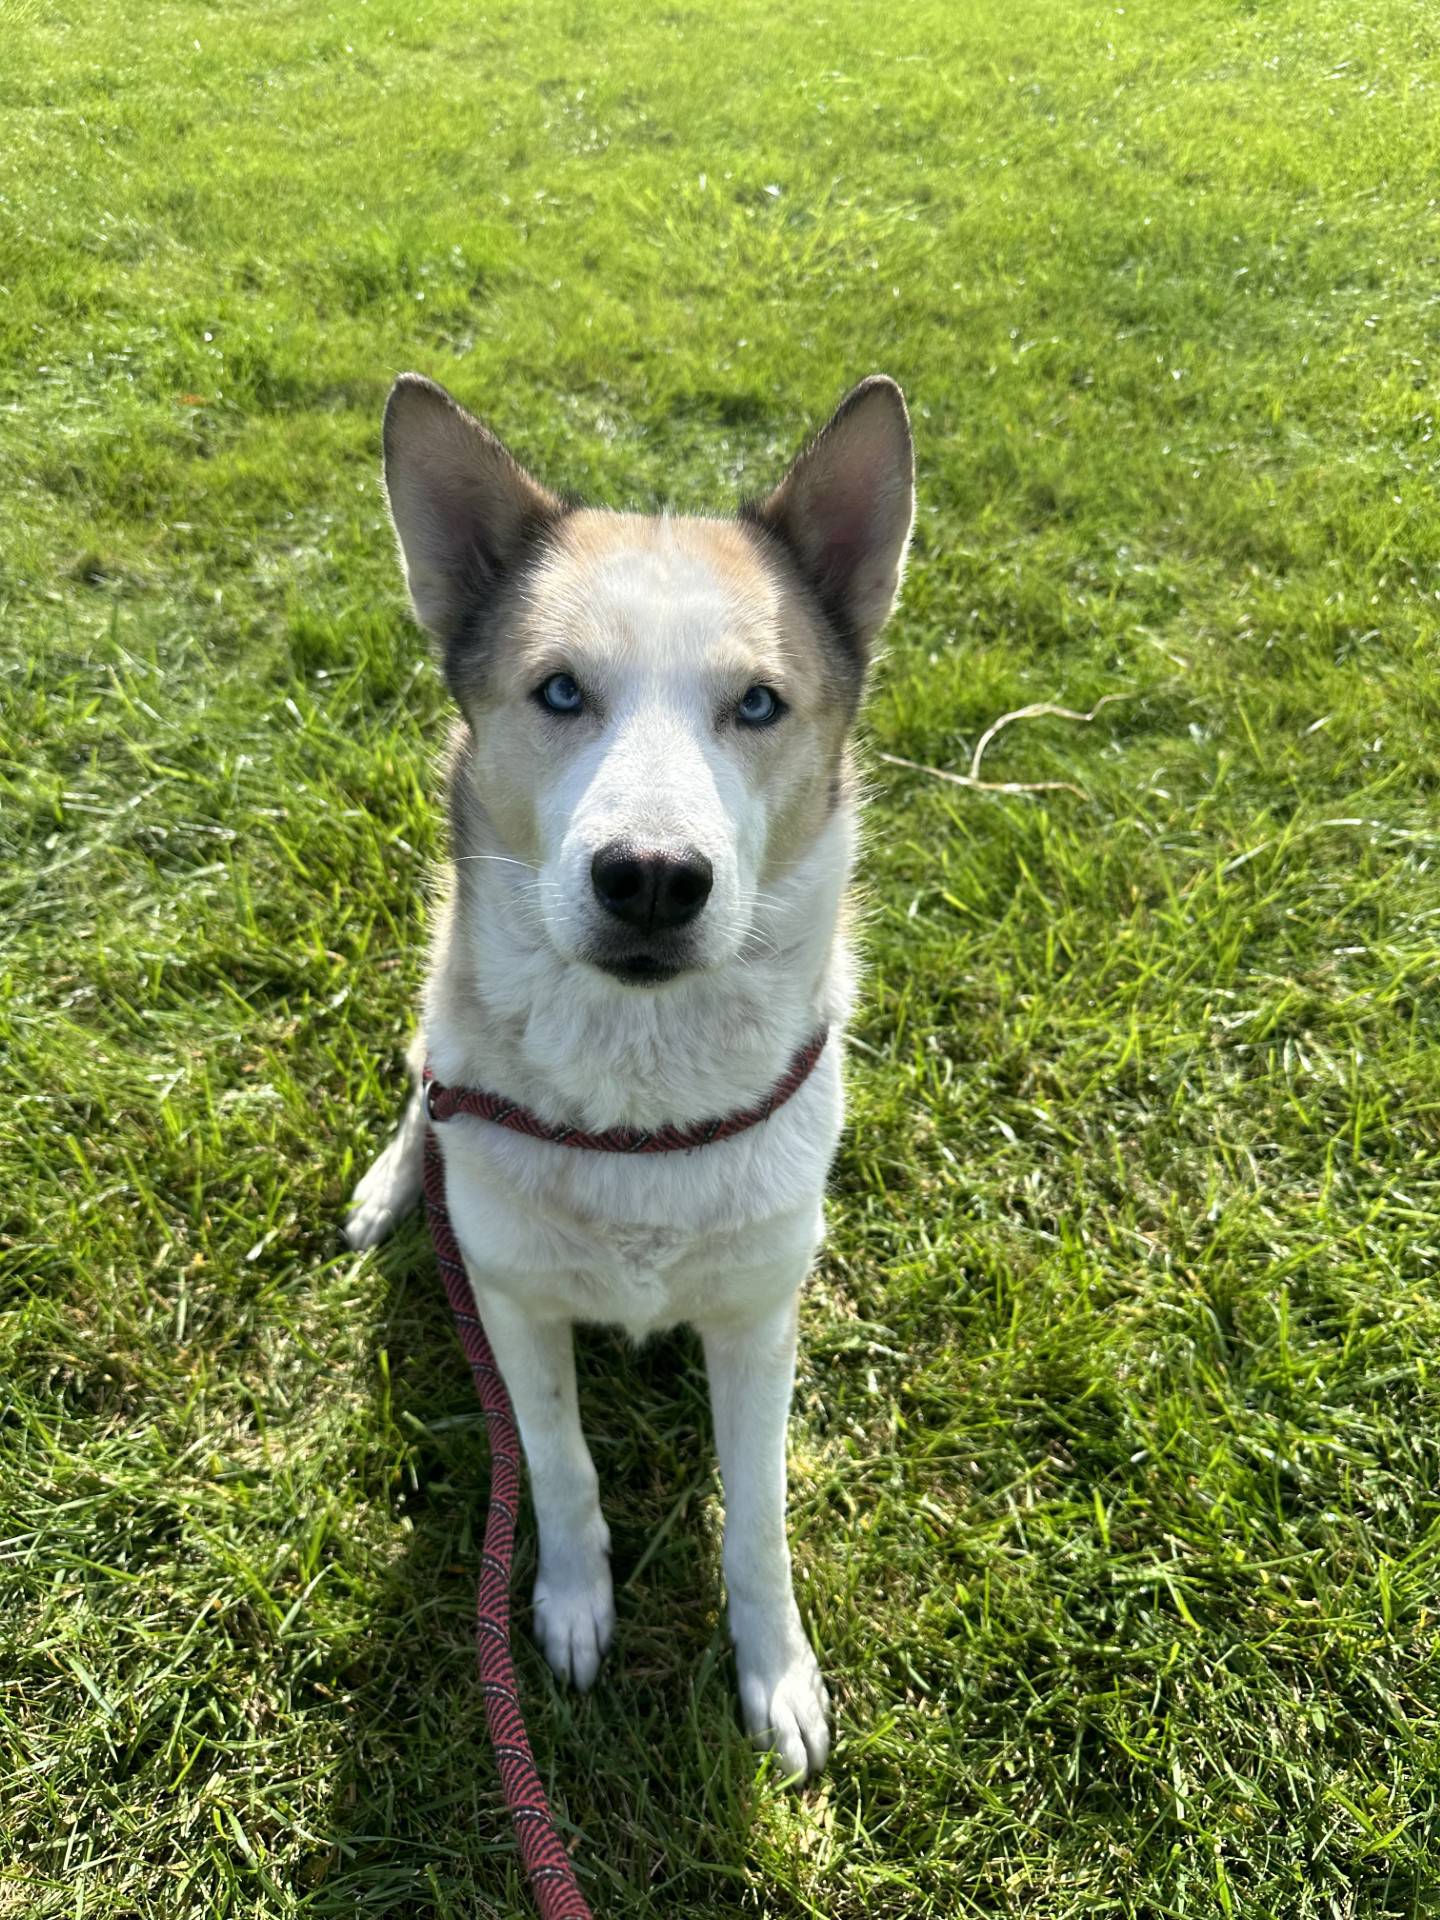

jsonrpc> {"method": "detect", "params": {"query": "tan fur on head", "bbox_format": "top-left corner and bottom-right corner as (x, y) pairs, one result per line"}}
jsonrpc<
(380, 373), (914, 982)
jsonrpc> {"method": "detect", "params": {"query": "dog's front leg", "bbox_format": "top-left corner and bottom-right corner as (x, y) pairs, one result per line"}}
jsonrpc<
(345, 1086), (427, 1249)
(470, 1284), (615, 1690)
(703, 1297), (831, 1780)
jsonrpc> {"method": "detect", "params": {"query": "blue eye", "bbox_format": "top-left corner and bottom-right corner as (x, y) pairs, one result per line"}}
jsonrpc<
(537, 672), (584, 716)
(736, 684), (783, 727)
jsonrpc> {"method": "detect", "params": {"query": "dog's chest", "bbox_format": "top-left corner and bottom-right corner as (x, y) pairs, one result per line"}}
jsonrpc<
(448, 1168), (813, 1335)
(436, 1062), (839, 1337)
(540, 1216), (736, 1331)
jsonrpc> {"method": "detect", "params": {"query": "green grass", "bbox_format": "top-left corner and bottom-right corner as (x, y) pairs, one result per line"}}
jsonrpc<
(5, 0), (1440, 1912)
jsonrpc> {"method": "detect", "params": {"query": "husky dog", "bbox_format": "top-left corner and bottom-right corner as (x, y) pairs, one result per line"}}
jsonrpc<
(346, 372), (914, 1779)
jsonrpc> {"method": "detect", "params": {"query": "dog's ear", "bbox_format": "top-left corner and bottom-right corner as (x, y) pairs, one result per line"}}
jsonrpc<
(382, 373), (562, 644)
(750, 375), (915, 657)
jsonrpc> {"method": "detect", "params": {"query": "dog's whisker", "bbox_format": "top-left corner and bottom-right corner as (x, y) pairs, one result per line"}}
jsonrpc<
(453, 852), (543, 873)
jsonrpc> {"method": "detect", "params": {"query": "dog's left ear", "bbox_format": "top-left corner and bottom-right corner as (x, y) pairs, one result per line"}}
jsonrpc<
(751, 375), (915, 657)
(382, 372), (563, 646)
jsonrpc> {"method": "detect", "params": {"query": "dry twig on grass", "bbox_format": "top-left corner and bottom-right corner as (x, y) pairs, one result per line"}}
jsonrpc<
(874, 752), (1089, 799)
(878, 691), (1136, 801)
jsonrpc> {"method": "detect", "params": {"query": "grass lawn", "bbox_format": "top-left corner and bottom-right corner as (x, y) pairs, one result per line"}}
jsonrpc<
(5, 0), (1440, 1912)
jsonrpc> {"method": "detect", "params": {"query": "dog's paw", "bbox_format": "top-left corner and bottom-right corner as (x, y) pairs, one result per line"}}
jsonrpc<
(735, 1617), (831, 1782)
(533, 1560), (615, 1691)
(343, 1194), (400, 1251)
(344, 1137), (422, 1250)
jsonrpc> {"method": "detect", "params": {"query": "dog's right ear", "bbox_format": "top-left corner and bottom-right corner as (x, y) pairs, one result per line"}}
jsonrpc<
(748, 375), (914, 666)
(382, 373), (562, 644)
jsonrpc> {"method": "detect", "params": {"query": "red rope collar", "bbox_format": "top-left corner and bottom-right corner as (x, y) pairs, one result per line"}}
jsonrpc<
(424, 1026), (828, 1153)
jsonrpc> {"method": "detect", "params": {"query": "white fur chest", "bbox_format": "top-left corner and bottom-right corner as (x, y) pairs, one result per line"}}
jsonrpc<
(434, 1044), (843, 1340)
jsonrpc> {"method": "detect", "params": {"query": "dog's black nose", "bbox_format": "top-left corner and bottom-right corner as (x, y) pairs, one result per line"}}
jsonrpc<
(591, 843), (714, 932)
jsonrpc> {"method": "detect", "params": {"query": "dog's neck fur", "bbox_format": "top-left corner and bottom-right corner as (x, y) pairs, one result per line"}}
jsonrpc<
(423, 741), (857, 1134)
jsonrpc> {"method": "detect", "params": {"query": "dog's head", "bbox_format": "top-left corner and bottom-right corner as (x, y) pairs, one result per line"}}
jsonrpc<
(382, 375), (913, 987)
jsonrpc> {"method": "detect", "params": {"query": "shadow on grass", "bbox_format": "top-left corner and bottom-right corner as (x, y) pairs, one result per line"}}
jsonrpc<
(299, 1220), (774, 1918)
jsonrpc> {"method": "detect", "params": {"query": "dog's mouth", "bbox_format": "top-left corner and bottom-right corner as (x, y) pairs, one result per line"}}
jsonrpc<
(579, 915), (721, 988)
(592, 951), (687, 987)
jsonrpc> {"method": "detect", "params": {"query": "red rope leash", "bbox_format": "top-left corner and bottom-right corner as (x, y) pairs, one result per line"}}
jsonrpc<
(424, 1129), (595, 1920)
(421, 1029), (828, 1917)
